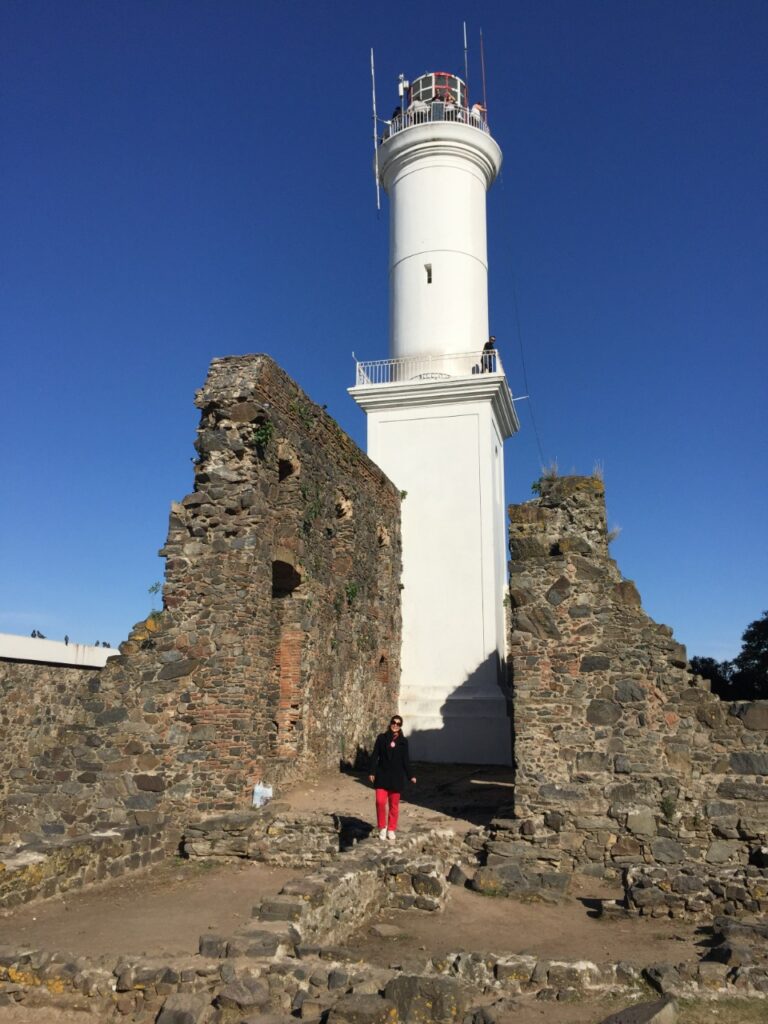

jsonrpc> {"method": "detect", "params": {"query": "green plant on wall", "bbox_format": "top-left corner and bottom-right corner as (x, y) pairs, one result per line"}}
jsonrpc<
(290, 400), (315, 430)
(148, 581), (166, 623)
(345, 581), (358, 606)
(531, 459), (559, 496)
(660, 794), (677, 821)
(143, 581), (164, 647)
(301, 482), (323, 534)
(251, 419), (275, 449)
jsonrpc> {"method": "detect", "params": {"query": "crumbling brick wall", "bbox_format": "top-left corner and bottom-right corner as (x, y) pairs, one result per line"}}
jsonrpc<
(1, 355), (401, 843)
(507, 476), (768, 873)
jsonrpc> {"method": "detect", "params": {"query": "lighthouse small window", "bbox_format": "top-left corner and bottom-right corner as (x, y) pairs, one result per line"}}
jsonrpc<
(425, 263), (432, 284)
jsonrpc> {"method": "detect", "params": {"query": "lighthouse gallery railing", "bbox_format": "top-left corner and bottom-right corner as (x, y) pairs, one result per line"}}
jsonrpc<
(354, 350), (504, 387)
(383, 105), (490, 141)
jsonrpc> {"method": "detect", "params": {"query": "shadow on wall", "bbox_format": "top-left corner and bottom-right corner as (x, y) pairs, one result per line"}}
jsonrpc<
(344, 653), (515, 828)
(406, 652), (512, 765)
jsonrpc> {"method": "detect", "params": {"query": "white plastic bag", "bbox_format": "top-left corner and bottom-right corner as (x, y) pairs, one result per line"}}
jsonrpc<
(252, 782), (273, 807)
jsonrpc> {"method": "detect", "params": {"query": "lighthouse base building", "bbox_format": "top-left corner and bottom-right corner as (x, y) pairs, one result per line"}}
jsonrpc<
(350, 362), (518, 763)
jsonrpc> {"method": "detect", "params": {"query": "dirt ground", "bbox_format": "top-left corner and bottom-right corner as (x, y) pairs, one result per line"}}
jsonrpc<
(350, 879), (705, 971)
(0, 767), (763, 1023)
(286, 764), (517, 834)
(0, 858), (301, 960)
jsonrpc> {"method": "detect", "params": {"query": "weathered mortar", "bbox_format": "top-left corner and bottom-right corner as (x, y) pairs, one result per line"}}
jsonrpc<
(0, 355), (402, 846)
(478, 475), (768, 907)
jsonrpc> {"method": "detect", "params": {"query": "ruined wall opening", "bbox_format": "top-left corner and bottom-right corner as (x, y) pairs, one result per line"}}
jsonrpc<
(277, 441), (300, 484)
(272, 560), (302, 598)
(377, 655), (389, 686)
(335, 490), (353, 520)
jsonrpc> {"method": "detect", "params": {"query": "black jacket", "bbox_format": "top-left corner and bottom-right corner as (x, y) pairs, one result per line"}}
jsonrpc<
(369, 731), (412, 792)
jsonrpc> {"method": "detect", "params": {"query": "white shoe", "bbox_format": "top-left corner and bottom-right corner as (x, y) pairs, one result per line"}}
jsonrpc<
(378, 828), (387, 840)
(387, 830), (396, 841)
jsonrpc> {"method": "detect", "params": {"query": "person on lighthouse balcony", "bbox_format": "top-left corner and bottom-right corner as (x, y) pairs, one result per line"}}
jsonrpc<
(481, 335), (497, 373)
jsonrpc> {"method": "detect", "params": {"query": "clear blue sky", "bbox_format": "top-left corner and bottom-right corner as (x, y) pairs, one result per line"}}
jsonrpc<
(2, 1), (766, 660)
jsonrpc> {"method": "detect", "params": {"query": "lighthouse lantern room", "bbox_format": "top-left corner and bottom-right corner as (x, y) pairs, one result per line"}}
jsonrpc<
(349, 66), (519, 764)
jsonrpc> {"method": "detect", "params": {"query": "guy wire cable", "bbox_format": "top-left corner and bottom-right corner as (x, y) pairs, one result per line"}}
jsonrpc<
(509, 270), (547, 468)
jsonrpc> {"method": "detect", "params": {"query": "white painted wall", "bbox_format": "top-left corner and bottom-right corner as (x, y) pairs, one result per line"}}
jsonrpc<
(358, 379), (514, 764)
(0, 633), (117, 668)
(379, 123), (502, 360)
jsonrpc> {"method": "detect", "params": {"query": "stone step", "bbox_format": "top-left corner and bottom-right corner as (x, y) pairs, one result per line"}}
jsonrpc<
(199, 919), (299, 960)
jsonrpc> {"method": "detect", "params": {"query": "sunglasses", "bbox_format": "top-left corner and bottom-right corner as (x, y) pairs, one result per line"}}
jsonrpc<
(390, 720), (402, 727)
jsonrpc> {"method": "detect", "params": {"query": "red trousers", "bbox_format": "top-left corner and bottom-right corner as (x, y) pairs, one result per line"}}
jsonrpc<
(375, 788), (400, 831)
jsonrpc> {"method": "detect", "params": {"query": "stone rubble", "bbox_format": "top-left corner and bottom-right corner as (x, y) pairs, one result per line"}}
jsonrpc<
(194, 827), (460, 956)
(183, 806), (344, 866)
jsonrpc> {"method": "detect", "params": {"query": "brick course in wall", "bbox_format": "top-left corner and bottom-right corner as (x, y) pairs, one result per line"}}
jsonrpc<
(0, 355), (401, 846)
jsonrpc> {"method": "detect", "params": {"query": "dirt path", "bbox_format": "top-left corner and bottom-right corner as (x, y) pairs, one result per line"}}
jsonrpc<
(0, 858), (301, 960)
(489, 996), (768, 1024)
(284, 764), (516, 833)
(0, 1009), (91, 1023)
(345, 878), (705, 971)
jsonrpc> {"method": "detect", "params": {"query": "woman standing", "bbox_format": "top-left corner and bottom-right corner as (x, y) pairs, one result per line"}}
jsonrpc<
(368, 715), (417, 841)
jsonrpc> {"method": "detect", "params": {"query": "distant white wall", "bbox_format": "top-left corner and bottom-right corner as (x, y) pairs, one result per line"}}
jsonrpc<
(0, 633), (117, 668)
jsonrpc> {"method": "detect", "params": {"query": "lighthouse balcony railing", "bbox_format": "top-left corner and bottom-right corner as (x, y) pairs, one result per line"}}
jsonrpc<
(382, 104), (490, 142)
(354, 350), (504, 387)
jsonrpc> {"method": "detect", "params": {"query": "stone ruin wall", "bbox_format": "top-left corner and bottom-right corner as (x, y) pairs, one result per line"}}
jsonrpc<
(0, 661), (100, 838)
(506, 475), (768, 877)
(0, 355), (401, 846)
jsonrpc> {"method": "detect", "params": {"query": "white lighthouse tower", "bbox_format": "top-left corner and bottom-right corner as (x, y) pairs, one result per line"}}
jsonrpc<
(349, 70), (519, 764)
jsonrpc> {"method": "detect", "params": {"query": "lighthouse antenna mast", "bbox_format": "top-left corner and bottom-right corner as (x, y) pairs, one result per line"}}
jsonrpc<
(479, 27), (488, 113)
(463, 21), (469, 97)
(370, 48), (381, 212)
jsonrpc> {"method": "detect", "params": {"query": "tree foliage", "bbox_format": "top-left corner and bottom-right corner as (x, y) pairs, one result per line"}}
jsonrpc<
(689, 656), (733, 697)
(691, 611), (768, 701)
